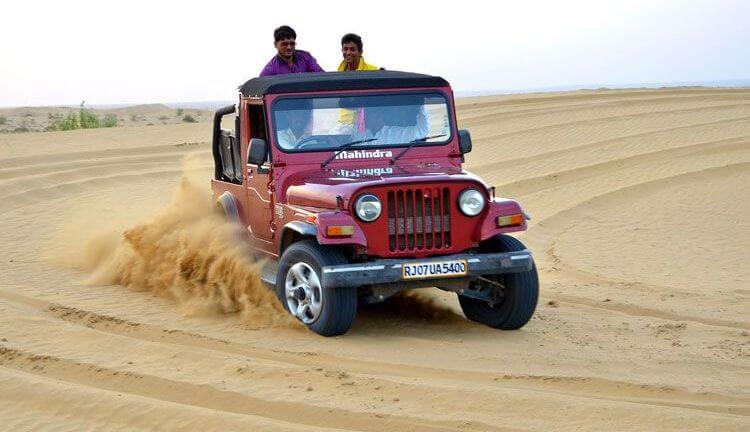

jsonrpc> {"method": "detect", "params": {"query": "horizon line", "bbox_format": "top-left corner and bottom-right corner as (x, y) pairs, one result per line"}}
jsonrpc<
(2, 78), (748, 110)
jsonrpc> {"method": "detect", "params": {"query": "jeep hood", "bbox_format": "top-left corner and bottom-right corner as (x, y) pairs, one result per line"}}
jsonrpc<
(282, 163), (486, 209)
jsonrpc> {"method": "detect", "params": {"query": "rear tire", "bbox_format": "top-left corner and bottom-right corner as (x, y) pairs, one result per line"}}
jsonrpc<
(215, 192), (240, 222)
(276, 240), (357, 336)
(458, 235), (538, 329)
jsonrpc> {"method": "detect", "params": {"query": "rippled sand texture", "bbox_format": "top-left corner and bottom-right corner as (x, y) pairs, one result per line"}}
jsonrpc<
(0, 88), (748, 431)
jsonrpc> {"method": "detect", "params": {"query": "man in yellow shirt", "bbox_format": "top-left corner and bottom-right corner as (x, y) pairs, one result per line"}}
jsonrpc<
(335, 34), (378, 131)
(338, 33), (378, 71)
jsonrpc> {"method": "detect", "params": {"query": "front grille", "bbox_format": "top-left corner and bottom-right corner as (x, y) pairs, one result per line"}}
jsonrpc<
(387, 187), (451, 252)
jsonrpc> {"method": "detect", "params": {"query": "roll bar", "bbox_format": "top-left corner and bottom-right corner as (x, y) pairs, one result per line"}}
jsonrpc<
(212, 104), (236, 180)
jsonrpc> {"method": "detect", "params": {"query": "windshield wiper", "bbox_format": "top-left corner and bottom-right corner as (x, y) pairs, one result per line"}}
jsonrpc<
(389, 134), (447, 165)
(321, 138), (378, 168)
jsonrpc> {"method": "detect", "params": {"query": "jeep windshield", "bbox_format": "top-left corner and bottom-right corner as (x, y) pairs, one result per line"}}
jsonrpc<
(271, 92), (452, 152)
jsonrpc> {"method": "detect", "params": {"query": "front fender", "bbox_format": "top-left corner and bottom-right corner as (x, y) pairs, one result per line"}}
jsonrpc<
(282, 220), (317, 237)
(477, 198), (528, 242)
(315, 211), (368, 247)
(278, 220), (318, 255)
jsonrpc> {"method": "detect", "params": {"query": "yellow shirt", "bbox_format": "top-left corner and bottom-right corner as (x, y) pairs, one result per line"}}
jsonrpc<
(337, 56), (379, 72)
(337, 57), (379, 124)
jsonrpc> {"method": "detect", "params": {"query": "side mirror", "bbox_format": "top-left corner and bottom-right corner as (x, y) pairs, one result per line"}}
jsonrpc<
(248, 138), (268, 166)
(458, 129), (472, 154)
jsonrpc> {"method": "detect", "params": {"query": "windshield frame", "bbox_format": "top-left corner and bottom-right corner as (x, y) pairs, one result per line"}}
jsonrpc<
(267, 89), (455, 154)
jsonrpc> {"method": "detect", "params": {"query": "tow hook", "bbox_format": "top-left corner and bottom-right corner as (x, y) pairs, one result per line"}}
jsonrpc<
(476, 276), (505, 307)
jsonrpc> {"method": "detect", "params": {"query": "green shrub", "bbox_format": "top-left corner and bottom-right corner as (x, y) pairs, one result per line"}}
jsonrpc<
(158, 115), (169, 121)
(102, 114), (118, 128)
(45, 115), (58, 131)
(59, 112), (80, 131)
(40, 105), (118, 132)
(130, 113), (138, 122)
(182, 114), (197, 123)
(79, 108), (100, 129)
(0, 116), (7, 126)
(176, 108), (184, 117)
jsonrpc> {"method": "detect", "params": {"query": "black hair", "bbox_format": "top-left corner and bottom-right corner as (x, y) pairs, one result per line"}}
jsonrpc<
(274, 25), (296, 42)
(341, 33), (363, 52)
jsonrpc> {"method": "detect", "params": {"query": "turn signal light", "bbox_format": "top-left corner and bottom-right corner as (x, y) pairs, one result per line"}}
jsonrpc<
(497, 214), (524, 227)
(326, 225), (354, 237)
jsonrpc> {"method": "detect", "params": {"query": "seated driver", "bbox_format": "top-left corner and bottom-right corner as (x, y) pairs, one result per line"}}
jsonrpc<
(276, 107), (312, 149)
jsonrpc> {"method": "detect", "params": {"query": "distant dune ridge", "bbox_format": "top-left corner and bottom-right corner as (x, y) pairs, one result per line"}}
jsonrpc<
(0, 87), (748, 431)
(0, 104), (212, 133)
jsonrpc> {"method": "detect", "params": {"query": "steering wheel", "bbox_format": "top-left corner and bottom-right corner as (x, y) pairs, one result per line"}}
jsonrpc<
(295, 136), (319, 148)
(296, 135), (329, 149)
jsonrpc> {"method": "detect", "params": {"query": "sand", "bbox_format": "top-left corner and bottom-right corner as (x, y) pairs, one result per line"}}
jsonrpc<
(0, 88), (748, 431)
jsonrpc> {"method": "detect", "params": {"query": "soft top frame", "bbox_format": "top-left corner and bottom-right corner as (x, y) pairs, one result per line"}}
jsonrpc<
(239, 71), (449, 96)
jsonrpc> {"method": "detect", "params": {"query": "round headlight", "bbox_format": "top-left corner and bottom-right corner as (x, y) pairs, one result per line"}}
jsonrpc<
(458, 189), (485, 216)
(354, 194), (381, 222)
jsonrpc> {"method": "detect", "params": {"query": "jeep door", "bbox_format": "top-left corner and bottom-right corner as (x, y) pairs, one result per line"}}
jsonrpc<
(244, 100), (274, 243)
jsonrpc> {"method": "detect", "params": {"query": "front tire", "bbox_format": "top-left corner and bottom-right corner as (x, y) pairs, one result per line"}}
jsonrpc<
(458, 235), (538, 329)
(276, 240), (357, 336)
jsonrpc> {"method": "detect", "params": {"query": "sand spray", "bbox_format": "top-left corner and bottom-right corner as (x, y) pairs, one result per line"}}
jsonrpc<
(51, 153), (458, 329)
(53, 154), (298, 328)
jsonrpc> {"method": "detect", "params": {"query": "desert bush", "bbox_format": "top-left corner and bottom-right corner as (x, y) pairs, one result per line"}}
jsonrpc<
(59, 112), (80, 131)
(182, 114), (197, 123)
(130, 113), (138, 122)
(158, 115), (169, 121)
(14, 127), (30, 133)
(45, 113), (58, 131)
(176, 108), (184, 117)
(0, 116), (6, 126)
(102, 114), (118, 128)
(79, 108), (101, 129)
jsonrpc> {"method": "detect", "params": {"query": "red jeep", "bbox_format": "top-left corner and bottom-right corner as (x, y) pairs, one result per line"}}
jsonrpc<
(212, 71), (538, 336)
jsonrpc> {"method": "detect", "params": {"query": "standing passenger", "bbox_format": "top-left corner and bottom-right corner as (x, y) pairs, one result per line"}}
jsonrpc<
(337, 33), (378, 71)
(334, 33), (378, 133)
(260, 26), (324, 76)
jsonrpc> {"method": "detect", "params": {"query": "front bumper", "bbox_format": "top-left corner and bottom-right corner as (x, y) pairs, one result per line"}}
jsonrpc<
(321, 250), (533, 289)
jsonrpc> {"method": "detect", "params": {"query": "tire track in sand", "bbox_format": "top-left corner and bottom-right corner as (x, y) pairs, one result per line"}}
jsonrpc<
(0, 345), (491, 432)
(489, 136), (749, 198)
(0, 288), (745, 418)
(522, 162), (750, 330)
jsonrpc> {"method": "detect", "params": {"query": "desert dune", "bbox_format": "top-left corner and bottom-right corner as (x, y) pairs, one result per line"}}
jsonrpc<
(0, 87), (748, 431)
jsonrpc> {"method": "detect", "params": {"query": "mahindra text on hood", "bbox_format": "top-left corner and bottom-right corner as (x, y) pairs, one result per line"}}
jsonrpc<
(282, 163), (486, 209)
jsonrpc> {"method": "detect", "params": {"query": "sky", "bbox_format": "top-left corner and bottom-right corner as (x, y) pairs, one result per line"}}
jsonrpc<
(1, 0), (748, 107)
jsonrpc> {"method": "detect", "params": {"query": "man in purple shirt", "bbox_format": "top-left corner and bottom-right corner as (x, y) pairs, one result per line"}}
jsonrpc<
(260, 26), (324, 76)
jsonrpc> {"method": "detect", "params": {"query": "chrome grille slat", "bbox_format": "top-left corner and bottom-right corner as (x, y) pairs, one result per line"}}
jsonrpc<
(387, 187), (451, 252)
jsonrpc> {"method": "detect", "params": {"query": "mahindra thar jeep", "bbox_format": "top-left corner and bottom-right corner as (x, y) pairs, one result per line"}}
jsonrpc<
(212, 71), (538, 336)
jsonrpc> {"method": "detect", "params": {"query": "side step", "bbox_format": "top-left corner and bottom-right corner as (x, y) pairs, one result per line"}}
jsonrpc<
(260, 260), (278, 286)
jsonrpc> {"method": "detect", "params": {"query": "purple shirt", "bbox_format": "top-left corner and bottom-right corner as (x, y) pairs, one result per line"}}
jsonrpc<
(260, 50), (324, 76)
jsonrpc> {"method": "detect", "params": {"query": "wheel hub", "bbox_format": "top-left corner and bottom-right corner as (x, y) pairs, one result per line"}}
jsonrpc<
(292, 287), (306, 301)
(284, 262), (323, 324)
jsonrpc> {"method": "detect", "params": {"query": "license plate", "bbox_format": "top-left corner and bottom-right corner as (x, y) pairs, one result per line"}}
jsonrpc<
(402, 259), (468, 280)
